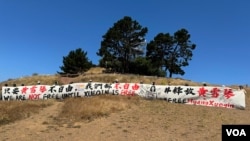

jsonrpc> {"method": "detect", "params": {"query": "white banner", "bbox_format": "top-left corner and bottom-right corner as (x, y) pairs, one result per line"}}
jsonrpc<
(1, 82), (246, 110)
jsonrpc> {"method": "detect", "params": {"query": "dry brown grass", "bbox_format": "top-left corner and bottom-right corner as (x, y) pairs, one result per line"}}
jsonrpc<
(0, 88), (249, 128)
(0, 99), (54, 125)
(0, 67), (197, 126)
(0, 67), (210, 87)
(55, 95), (140, 125)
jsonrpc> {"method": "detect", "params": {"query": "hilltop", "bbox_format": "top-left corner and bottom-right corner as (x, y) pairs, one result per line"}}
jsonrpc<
(0, 67), (221, 87)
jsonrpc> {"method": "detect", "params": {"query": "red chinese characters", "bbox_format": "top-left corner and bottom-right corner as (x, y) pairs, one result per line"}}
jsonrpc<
(210, 88), (220, 98)
(224, 89), (234, 99)
(132, 83), (140, 90)
(39, 86), (47, 93)
(114, 83), (140, 96)
(198, 87), (235, 99)
(30, 86), (37, 93)
(114, 83), (120, 89)
(21, 86), (29, 94)
(123, 83), (130, 89)
(121, 83), (134, 96)
(198, 87), (208, 97)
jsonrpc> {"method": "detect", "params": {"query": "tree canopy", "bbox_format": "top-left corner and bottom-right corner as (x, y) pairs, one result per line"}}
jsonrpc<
(60, 16), (196, 78)
(59, 48), (92, 74)
(146, 28), (196, 77)
(97, 16), (148, 73)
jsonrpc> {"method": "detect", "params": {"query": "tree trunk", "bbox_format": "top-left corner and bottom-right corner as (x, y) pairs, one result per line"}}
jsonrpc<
(169, 71), (173, 78)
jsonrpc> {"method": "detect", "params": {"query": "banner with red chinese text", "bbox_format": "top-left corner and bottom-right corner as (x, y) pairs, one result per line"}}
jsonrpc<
(1, 82), (245, 110)
(137, 84), (245, 109)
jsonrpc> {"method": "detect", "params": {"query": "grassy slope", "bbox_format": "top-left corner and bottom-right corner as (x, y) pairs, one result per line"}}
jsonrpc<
(0, 67), (249, 139)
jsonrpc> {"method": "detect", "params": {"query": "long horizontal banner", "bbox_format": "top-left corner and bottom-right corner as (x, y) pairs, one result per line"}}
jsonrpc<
(1, 82), (246, 110)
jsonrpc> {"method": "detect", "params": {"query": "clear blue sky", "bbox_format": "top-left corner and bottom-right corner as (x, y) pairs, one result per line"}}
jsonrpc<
(0, 0), (249, 86)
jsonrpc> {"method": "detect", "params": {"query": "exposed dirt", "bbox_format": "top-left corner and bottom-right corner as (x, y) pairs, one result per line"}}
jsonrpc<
(1, 98), (250, 141)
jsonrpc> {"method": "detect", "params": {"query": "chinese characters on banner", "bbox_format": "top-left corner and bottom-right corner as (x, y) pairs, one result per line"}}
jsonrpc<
(1, 82), (246, 110)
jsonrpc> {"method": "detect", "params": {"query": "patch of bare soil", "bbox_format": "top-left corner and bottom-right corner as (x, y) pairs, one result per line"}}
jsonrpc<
(0, 99), (250, 141)
(0, 101), (64, 141)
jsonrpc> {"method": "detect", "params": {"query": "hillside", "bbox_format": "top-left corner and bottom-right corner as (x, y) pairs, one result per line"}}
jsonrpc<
(0, 67), (249, 141)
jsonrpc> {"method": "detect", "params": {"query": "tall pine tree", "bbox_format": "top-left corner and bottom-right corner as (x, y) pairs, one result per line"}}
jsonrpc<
(97, 16), (148, 73)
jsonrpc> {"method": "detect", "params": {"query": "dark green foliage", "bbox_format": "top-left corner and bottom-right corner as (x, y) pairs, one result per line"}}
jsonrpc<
(97, 16), (196, 77)
(59, 48), (92, 74)
(129, 57), (165, 77)
(146, 28), (196, 77)
(97, 16), (148, 73)
(146, 33), (173, 70)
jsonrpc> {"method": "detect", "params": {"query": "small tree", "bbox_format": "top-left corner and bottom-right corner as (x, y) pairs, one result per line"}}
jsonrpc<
(59, 48), (92, 74)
